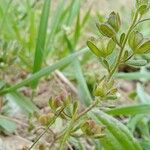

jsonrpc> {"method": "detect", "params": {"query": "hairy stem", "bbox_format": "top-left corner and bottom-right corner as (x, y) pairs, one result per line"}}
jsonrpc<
(108, 11), (139, 80)
(59, 99), (99, 149)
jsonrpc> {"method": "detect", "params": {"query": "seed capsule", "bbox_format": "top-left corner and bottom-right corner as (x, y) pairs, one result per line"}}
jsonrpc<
(128, 31), (143, 52)
(107, 12), (121, 32)
(81, 119), (105, 137)
(38, 112), (54, 126)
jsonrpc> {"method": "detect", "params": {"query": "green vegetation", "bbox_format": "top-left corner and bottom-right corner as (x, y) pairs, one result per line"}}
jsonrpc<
(0, 0), (150, 149)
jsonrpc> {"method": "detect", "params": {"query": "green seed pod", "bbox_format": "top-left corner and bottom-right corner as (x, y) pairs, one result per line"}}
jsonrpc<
(128, 31), (143, 52)
(96, 23), (116, 38)
(135, 40), (150, 54)
(107, 12), (121, 32)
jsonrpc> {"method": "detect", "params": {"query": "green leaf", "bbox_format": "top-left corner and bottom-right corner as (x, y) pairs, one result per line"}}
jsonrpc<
(106, 104), (150, 115)
(102, 59), (110, 71)
(107, 39), (116, 55)
(81, 7), (91, 27)
(120, 33), (126, 45)
(0, 117), (16, 133)
(116, 72), (150, 80)
(74, 12), (80, 46)
(123, 50), (129, 60)
(0, 0), (13, 33)
(32, 0), (51, 88)
(64, 34), (92, 106)
(87, 40), (103, 57)
(126, 59), (147, 67)
(140, 139), (150, 150)
(90, 110), (142, 150)
(127, 114), (144, 133)
(46, 0), (65, 51)
(74, 59), (92, 106)
(66, 0), (80, 25)
(90, 113), (125, 150)
(135, 40), (150, 54)
(72, 101), (78, 117)
(96, 23), (116, 38)
(128, 31), (143, 51)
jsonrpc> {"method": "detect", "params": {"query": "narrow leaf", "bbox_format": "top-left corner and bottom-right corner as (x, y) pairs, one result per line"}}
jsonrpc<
(32, 0), (51, 87)
(106, 104), (150, 115)
(0, 48), (89, 94)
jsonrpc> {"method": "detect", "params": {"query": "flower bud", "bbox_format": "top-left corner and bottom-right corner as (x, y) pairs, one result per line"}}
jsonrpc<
(94, 79), (117, 99)
(49, 92), (70, 110)
(96, 23), (116, 38)
(39, 144), (46, 150)
(136, 0), (149, 15)
(107, 12), (121, 32)
(81, 119), (105, 137)
(94, 82), (107, 98)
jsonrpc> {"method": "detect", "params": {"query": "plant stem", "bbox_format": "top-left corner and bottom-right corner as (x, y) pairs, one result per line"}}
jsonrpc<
(29, 107), (65, 150)
(60, 119), (75, 150)
(124, 53), (134, 62)
(75, 99), (99, 121)
(108, 11), (139, 80)
(134, 18), (150, 27)
(59, 99), (99, 149)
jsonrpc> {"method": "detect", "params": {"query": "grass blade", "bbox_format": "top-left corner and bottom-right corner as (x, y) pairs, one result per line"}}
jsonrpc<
(74, 60), (92, 106)
(0, 48), (89, 95)
(32, 0), (51, 88)
(66, 0), (80, 25)
(90, 110), (142, 150)
(46, 0), (65, 47)
(0, 0), (13, 33)
(64, 33), (92, 106)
